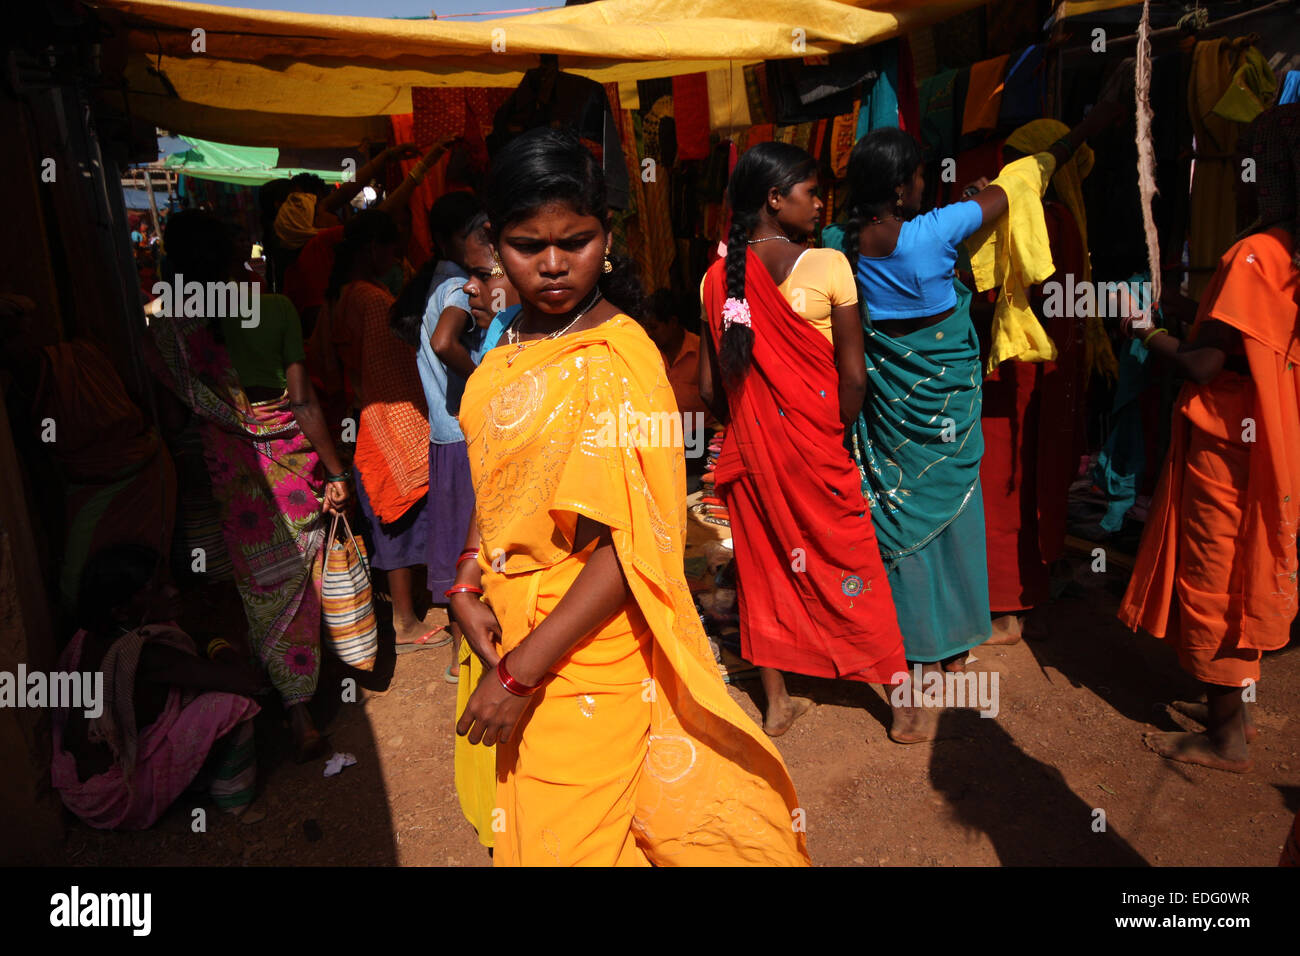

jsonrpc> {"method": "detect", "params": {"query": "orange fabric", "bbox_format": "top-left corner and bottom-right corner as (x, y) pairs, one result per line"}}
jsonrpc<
(1171, 425), (1262, 685)
(960, 55), (1009, 136)
(336, 280), (429, 524)
(1119, 229), (1300, 676)
(460, 316), (808, 866)
(662, 330), (710, 422)
(36, 342), (157, 483)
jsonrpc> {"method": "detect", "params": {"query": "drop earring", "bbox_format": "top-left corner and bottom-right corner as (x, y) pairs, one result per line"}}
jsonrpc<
(489, 251), (504, 278)
(603, 252), (613, 274)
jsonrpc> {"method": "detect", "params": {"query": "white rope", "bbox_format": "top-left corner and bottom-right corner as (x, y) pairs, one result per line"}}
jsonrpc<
(1135, 0), (1162, 317)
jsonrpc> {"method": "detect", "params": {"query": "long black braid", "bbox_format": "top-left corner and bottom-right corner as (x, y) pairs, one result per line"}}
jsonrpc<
(718, 141), (818, 384)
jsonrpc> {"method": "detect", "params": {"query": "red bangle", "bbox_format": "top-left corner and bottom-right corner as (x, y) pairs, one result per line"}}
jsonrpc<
(444, 585), (483, 599)
(456, 550), (479, 568)
(497, 654), (542, 697)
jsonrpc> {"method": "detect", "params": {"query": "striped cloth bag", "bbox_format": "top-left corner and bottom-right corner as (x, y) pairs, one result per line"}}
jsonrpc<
(322, 512), (378, 671)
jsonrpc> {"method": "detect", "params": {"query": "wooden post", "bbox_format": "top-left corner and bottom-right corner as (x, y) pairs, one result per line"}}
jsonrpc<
(144, 166), (161, 237)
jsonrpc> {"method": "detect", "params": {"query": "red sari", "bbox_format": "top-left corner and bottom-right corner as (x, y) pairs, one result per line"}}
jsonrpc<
(702, 251), (906, 683)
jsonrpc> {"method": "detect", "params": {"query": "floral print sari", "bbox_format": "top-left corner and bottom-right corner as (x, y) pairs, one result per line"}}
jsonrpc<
(149, 312), (325, 705)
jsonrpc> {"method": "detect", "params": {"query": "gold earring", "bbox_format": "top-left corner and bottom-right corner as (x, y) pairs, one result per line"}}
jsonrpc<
(602, 254), (613, 274)
(489, 251), (504, 278)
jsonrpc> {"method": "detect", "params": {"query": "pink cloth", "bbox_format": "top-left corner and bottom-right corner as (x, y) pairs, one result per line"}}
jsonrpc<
(51, 630), (259, 830)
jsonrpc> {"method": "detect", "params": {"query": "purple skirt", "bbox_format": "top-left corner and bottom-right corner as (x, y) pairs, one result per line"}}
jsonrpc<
(354, 473), (431, 572)
(427, 440), (476, 596)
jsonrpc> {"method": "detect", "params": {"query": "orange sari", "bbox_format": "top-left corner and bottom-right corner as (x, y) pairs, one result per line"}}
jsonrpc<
(1118, 229), (1300, 684)
(460, 315), (809, 866)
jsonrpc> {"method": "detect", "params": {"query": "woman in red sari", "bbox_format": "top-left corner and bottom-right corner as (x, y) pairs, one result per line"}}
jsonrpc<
(699, 142), (906, 736)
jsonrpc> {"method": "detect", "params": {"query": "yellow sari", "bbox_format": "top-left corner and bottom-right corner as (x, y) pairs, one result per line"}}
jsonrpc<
(460, 315), (809, 866)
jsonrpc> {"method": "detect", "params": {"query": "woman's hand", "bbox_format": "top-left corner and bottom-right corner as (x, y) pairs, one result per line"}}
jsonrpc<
(449, 593), (502, 667)
(385, 143), (420, 163)
(1115, 285), (1154, 338)
(456, 671), (532, 747)
(323, 477), (353, 514)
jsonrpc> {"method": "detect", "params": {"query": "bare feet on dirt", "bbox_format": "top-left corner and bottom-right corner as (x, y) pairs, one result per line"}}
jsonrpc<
(889, 699), (940, 744)
(764, 696), (813, 737)
(984, 614), (1023, 646)
(1171, 699), (1259, 743)
(289, 704), (329, 764)
(1142, 731), (1253, 774)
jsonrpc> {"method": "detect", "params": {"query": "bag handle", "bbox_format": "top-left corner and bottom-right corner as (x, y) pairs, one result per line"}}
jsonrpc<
(325, 510), (371, 585)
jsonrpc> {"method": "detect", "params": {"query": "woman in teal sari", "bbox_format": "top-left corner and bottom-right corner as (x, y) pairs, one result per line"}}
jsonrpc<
(824, 129), (1005, 744)
(826, 121), (1109, 743)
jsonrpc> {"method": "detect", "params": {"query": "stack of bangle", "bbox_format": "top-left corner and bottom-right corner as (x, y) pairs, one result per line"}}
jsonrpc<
(206, 638), (233, 659)
(444, 584), (483, 599)
(456, 549), (479, 568)
(326, 469), (351, 483)
(1142, 327), (1169, 347)
(497, 654), (542, 697)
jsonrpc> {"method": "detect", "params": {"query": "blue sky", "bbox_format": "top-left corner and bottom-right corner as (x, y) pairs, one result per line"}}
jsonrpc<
(200, 0), (550, 17)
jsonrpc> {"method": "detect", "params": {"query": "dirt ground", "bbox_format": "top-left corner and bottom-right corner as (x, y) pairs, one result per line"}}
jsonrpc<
(54, 534), (1298, 868)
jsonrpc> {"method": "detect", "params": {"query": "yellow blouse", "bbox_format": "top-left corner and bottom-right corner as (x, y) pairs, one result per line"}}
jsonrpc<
(699, 247), (858, 344)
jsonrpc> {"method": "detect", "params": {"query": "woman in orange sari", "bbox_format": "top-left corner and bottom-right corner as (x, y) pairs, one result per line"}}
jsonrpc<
(450, 128), (808, 866)
(1118, 104), (1300, 773)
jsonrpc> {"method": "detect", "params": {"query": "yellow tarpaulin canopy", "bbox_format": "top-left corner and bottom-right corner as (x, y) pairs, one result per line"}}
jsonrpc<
(89, 0), (988, 147)
(1056, 0), (1146, 18)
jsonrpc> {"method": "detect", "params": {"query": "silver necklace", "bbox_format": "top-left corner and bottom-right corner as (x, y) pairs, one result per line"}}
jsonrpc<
(505, 289), (603, 365)
(747, 235), (793, 245)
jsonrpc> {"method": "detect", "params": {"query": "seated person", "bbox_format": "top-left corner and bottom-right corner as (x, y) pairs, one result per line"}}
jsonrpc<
(51, 545), (263, 829)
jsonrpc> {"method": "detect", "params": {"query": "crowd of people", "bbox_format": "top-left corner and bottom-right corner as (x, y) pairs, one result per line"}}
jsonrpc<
(16, 86), (1299, 864)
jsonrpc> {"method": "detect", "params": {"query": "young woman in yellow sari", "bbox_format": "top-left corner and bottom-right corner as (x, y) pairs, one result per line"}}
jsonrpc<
(450, 128), (808, 866)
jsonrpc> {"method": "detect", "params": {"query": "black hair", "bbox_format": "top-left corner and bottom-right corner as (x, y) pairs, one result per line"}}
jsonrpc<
(326, 208), (401, 304)
(483, 126), (644, 319)
(465, 209), (492, 247)
(720, 141), (818, 382)
(258, 178), (294, 240)
(161, 209), (237, 342)
(841, 128), (923, 279)
(290, 173), (330, 197)
(76, 544), (161, 637)
(389, 193), (484, 345)
(645, 288), (678, 325)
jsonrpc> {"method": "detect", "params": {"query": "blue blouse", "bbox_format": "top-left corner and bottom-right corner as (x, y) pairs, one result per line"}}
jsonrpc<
(824, 201), (984, 320)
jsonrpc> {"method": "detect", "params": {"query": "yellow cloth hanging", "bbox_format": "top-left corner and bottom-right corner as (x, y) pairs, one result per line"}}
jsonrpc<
(965, 152), (1059, 375)
(1004, 119), (1117, 382)
(1211, 45), (1276, 123)
(1188, 38), (1275, 299)
(706, 62), (751, 133)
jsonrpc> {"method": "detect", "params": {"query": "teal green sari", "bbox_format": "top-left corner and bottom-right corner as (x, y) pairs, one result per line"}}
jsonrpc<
(849, 278), (993, 661)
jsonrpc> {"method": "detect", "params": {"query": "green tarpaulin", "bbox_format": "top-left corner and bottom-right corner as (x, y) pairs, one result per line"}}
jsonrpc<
(164, 138), (347, 186)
